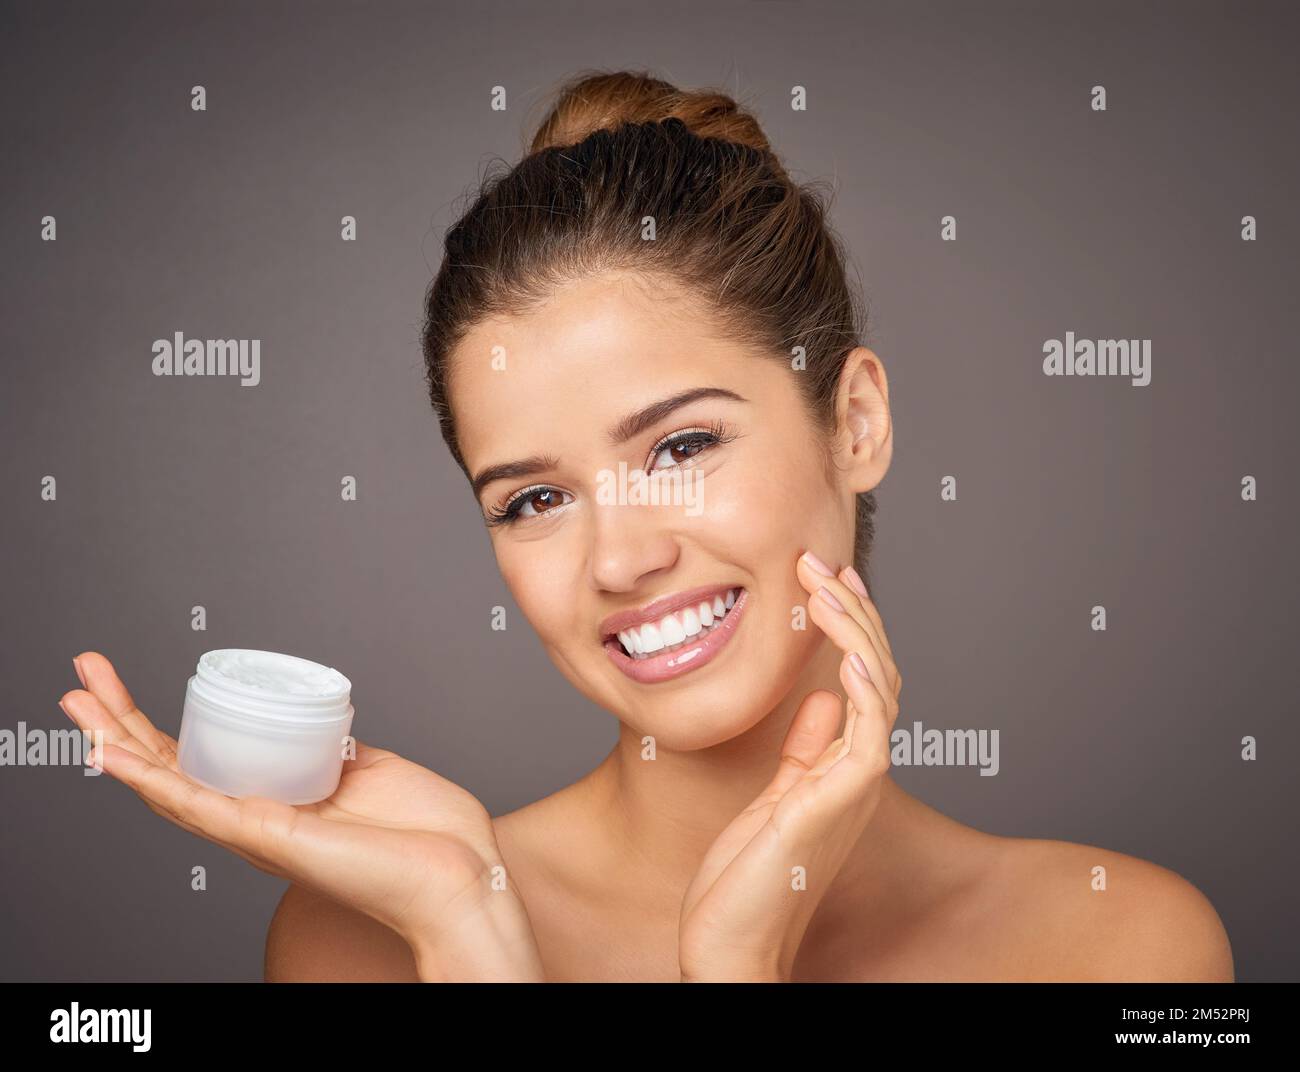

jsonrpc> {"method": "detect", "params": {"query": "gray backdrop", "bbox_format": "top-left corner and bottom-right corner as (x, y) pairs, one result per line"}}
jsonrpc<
(2, 0), (1296, 982)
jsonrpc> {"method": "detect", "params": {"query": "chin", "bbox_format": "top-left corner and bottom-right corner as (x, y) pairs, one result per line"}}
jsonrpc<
(579, 594), (819, 752)
(634, 691), (777, 752)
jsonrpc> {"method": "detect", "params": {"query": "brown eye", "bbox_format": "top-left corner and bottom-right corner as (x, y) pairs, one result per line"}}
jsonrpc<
(489, 485), (573, 525)
(649, 431), (720, 471)
(486, 485), (573, 527)
(524, 489), (562, 515)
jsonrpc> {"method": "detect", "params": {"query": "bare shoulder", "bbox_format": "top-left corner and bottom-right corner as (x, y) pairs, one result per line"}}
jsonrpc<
(988, 836), (1234, 982)
(264, 883), (419, 982)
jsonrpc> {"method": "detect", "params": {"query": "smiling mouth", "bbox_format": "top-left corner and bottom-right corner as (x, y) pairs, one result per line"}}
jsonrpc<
(607, 587), (743, 658)
(601, 587), (748, 683)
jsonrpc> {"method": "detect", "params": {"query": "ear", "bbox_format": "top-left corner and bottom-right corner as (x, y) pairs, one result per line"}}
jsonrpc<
(833, 347), (892, 493)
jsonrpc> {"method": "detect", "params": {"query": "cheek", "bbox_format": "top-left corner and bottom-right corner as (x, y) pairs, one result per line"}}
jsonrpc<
(493, 537), (580, 647)
(695, 434), (838, 561)
(694, 436), (844, 652)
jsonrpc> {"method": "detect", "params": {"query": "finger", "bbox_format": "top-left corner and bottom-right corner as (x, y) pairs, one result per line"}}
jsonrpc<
(132, 786), (274, 872)
(805, 591), (895, 711)
(74, 652), (180, 769)
(837, 567), (894, 660)
(88, 740), (239, 836)
(88, 741), (298, 876)
(807, 701), (858, 778)
(774, 700), (888, 843)
(60, 689), (165, 768)
(796, 554), (895, 681)
(87, 740), (293, 870)
(809, 567), (891, 670)
(766, 690), (843, 797)
(827, 653), (894, 785)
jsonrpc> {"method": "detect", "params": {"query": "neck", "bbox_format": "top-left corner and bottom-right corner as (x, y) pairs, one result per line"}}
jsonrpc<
(580, 634), (920, 901)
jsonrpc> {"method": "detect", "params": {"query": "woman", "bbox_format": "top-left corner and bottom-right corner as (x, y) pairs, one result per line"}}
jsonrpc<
(60, 71), (1233, 982)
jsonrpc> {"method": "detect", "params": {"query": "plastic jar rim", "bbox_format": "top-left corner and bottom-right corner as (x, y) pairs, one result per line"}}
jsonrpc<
(185, 676), (355, 732)
(190, 649), (353, 723)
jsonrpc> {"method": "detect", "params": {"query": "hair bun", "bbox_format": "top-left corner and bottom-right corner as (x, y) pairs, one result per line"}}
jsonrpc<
(528, 69), (773, 155)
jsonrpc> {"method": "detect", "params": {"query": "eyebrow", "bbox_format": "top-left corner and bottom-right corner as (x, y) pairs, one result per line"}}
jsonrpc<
(470, 453), (560, 500)
(607, 386), (747, 445)
(469, 386), (747, 499)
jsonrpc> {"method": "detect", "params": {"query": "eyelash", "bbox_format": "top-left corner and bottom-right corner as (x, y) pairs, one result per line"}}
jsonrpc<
(483, 419), (739, 528)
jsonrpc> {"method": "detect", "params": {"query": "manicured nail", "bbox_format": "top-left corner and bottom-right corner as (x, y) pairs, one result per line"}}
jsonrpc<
(58, 700), (72, 720)
(848, 651), (871, 680)
(801, 550), (836, 577)
(817, 586), (846, 612)
(843, 566), (869, 598)
(85, 747), (97, 766)
(73, 657), (86, 688)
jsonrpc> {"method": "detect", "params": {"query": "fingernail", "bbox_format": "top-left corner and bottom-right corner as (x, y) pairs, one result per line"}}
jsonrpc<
(58, 699), (72, 721)
(801, 550), (836, 577)
(843, 566), (869, 598)
(848, 651), (870, 680)
(817, 586), (846, 612)
(73, 657), (86, 688)
(85, 747), (97, 766)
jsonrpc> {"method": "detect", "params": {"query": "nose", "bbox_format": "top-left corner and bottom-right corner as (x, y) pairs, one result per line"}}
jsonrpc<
(588, 494), (680, 593)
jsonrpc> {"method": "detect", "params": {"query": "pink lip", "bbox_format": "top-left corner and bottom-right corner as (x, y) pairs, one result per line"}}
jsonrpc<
(603, 588), (749, 684)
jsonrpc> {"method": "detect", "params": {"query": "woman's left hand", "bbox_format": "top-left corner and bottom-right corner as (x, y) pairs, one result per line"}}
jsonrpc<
(678, 551), (903, 982)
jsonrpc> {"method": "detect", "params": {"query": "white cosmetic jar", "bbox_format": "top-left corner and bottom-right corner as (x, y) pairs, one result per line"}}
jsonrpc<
(176, 649), (354, 805)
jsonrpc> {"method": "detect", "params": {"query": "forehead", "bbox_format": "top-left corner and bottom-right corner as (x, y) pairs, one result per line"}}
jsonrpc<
(449, 271), (765, 470)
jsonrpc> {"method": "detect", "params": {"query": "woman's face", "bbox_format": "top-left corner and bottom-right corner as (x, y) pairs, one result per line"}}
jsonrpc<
(450, 270), (870, 750)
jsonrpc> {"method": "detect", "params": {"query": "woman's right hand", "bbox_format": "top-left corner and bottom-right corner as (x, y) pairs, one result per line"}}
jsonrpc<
(59, 651), (545, 982)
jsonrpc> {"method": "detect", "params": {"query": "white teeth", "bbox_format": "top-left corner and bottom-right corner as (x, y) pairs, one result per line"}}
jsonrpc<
(660, 613), (686, 646)
(615, 588), (744, 658)
(639, 621), (665, 654)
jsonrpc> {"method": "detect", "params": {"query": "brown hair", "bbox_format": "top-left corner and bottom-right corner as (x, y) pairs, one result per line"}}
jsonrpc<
(421, 69), (878, 582)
